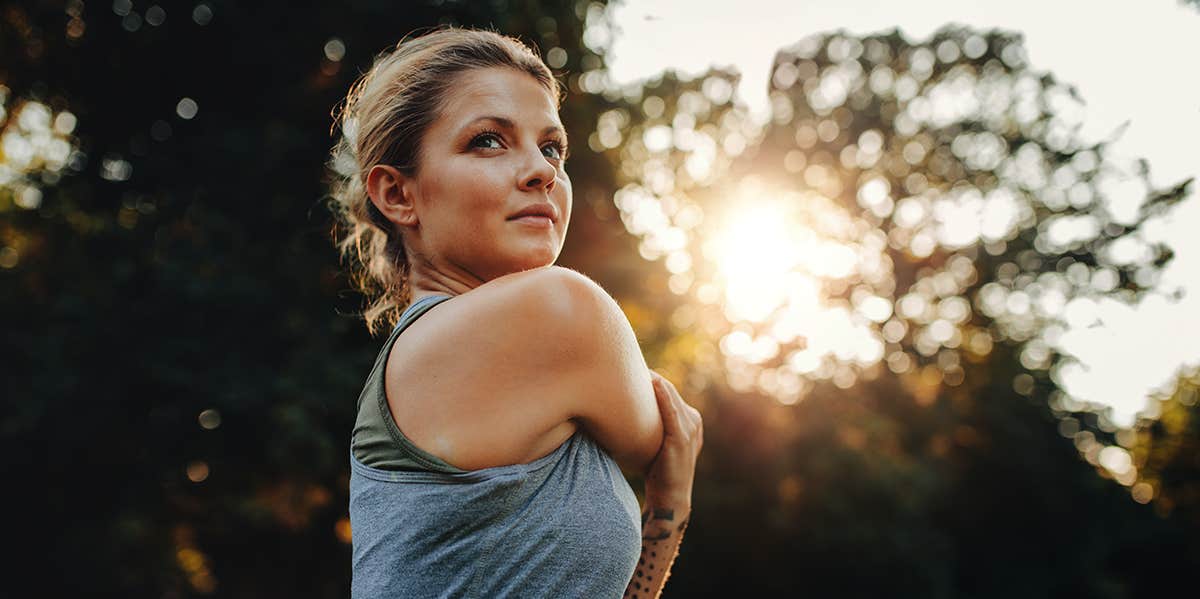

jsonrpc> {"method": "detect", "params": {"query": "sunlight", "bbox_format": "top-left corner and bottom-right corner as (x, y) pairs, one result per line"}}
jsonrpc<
(683, 178), (900, 399)
(708, 197), (801, 323)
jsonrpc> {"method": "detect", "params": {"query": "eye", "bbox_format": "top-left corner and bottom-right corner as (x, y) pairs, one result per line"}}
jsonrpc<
(469, 131), (504, 150)
(542, 140), (569, 161)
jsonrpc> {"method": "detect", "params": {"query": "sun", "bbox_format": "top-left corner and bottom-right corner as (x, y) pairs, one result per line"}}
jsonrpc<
(692, 181), (894, 395)
(707, 198), (804, 323)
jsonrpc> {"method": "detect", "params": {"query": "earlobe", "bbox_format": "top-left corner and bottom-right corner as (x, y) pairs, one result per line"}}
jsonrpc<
(366, 164), (418, 227)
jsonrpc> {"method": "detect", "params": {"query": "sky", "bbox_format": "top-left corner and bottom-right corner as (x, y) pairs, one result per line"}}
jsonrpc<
(605, 0), (1200, 427)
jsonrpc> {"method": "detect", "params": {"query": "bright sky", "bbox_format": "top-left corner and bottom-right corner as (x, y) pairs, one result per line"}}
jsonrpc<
(607, 0), (1200, 427)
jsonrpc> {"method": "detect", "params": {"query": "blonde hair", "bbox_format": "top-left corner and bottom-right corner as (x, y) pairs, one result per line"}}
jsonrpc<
(326, 27), (562, 335)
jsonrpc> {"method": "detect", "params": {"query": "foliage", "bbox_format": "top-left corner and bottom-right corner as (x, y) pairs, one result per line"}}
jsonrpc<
(1, 1), (624, 595)
(1131, 367), (1200, 528)
(598, 24), (1196, 596)
(2, 3), (1197, 597)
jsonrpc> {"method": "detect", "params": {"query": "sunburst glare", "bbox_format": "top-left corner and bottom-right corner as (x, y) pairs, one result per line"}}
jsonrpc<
(681, 177), (895, 399)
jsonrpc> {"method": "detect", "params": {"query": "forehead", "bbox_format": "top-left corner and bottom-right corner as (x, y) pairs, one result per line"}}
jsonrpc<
(434, 67), (561, 131)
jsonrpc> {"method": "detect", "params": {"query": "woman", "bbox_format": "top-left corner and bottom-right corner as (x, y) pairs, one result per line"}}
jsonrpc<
(328, 27), (703, 598)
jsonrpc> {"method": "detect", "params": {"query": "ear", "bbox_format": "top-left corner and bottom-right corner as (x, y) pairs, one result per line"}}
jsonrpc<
(365, 164), (418, 228)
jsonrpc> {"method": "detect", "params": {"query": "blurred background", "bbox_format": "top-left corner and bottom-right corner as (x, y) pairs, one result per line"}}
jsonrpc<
(3, 0), (1198, 596)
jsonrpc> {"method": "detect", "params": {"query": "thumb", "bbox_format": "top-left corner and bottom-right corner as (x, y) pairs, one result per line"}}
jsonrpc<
(652, 375), (679, 435)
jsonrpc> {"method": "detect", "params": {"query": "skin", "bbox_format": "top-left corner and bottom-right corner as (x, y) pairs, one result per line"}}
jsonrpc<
(363, 66), (580, 469)
(365, 66), (573, 301)
(363, 65), (703, 596)
(363, 66), (700, 486)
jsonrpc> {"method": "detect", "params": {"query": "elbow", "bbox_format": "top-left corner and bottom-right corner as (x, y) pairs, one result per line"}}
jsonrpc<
(638, 414), (665, 476)
(627, 376), (666, 477)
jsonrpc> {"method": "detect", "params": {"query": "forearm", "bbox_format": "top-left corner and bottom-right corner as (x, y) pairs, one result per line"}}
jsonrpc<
(624, 501), (690, 599)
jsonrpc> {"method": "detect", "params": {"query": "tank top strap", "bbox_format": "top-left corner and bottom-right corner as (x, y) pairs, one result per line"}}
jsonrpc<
(394, 294), (454, 334)
(351, 293), (461, 473)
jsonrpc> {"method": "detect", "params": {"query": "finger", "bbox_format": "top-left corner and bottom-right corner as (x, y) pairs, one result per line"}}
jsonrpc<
(653, 373), (693, 436)
(685, 410), (701, 440)
(652, 377), (680, 434)
(661, 378), (693, 430)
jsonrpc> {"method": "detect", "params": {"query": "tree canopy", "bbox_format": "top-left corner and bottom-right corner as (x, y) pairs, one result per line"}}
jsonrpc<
(2, 2), (1195, 597)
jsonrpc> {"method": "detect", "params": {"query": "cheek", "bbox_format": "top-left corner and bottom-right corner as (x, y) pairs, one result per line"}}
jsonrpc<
(557, 174), (573, 218)
(422, 162), (510, 227)
(451, 160), (510, 206)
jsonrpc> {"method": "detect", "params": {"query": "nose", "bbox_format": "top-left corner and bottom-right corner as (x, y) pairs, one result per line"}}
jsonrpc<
(519, 149), (556, 193)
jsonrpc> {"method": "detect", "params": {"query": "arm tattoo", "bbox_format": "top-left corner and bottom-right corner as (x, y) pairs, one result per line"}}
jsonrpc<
(641, 507), (678, 541)
(643, 528), (673, 542)
(626, 507), (691, 598)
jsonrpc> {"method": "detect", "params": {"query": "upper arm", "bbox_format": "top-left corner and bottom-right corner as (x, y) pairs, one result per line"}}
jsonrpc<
(503, 266), (663, 476)
(405, 266), (663, 476)
(539, 267), (664, 476)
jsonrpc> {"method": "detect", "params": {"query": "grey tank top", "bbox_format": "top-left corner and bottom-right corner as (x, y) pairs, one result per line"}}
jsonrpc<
(348, 294), (642, 598)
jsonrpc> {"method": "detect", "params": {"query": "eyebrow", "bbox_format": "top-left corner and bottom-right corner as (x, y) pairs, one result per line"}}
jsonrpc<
(466, 116), (567, 141)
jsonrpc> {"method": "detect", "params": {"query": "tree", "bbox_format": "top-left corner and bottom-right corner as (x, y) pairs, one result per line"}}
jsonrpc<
(1131, 366), (1200, 528)
(6, 3), (1196, 596)
(597, 24), (1195, 595)
(1, 1), (627, 595)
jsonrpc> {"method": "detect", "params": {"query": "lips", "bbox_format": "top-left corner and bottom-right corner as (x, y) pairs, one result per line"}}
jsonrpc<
(508, 203), (557, 223)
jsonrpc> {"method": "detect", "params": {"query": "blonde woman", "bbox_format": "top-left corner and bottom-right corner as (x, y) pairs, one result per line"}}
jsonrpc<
(328, 27), (703, 598)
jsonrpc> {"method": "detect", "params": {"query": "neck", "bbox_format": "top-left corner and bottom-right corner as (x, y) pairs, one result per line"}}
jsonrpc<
(405, 254), (484, 303)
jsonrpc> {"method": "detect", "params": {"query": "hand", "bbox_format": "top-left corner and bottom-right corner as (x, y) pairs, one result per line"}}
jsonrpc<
(644, 370), (703, 509)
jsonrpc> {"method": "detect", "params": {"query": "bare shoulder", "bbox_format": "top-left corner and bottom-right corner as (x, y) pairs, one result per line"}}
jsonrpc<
(388, 265), (662, 474)
(485, 264), (614, 314)
(481, 265), (638, 372)
(479, 265), (662, 475)
(407, 266), (595, 339)
(384, 266), (632, 470)
(396, 266), (603, 368)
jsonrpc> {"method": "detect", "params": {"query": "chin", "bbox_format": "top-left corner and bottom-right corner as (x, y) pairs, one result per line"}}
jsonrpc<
(525, 254), (558, 269)
(519, 242), (559, 265)
(518, 252), (558, 272)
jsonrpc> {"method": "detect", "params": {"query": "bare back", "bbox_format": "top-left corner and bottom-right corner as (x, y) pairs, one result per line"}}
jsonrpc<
(382, 275), (580, 472)
(380, 265), (662, 476)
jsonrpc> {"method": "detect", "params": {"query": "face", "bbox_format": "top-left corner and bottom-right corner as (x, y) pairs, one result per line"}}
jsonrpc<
(369, 66), (572, 284)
